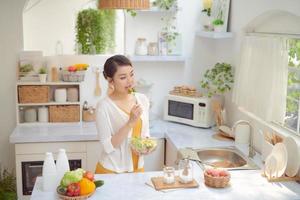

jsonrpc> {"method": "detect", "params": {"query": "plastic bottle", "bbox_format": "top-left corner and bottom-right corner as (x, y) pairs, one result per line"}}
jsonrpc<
(42, 152), (57, 192)
(56, 149), (70, 185)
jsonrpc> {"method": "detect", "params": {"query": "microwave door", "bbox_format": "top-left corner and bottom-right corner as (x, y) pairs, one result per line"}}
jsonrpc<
(168, 100), (194, 120)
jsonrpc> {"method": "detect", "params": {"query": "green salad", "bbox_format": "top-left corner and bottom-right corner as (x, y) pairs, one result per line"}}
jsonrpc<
(130, 137), (157, 154)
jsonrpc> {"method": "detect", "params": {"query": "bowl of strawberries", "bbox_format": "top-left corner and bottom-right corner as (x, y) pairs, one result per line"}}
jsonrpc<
(57, 169), (104, 200)
(204, 168), (230, 188)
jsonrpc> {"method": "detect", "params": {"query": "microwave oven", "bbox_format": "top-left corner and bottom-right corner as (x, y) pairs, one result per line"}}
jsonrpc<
(164, 94), (214, 128)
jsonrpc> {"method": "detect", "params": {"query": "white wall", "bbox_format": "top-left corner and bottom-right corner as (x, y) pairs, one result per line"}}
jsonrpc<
(0, 0), (27, 169)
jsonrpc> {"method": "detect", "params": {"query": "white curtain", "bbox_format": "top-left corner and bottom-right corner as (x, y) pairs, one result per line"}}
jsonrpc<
(232, 35), (289, 123)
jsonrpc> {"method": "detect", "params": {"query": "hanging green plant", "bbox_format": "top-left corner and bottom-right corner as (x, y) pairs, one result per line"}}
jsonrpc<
(76, 8), (116, 54)
(200, 63), (234, 97)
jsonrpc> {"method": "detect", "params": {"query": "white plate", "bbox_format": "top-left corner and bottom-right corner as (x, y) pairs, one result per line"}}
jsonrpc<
(283, 136), (300, 177)
(264, 154), (278, 179)
(271, 143), (287, 177)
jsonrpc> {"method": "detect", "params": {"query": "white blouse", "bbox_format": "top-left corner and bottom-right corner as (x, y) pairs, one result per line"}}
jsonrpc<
(95, 93), (150, 173)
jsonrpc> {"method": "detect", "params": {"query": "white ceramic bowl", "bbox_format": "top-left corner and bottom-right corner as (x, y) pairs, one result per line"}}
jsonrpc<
(270, 143), (288, 177)
(283, 136), (300, 177)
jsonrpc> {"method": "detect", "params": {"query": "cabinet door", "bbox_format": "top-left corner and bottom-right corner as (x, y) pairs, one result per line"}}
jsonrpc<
(165, 137), (178, 167)
(86, 141), (101, 172)
(144, 138), (165, 171)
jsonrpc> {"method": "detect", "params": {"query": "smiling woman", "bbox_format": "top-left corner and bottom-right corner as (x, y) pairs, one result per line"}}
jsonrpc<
(23, 0), (124, 55)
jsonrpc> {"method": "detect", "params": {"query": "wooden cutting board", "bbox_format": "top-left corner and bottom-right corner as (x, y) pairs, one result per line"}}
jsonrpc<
(151, 176), (199, 191)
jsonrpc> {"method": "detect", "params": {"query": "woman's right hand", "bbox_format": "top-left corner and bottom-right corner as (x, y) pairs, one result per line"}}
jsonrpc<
(127, 104), (142, 128)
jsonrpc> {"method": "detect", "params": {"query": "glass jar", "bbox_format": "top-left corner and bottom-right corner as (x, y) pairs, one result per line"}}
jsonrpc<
(147, 42), (158, 56)
(178, 159), (193, 184)
(163, 166), (175, 184)
(135, 38), (147, 56)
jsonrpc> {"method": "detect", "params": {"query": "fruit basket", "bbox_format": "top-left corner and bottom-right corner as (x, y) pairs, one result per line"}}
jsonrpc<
(57, 169), (104, 200)
(57, 188), (94, 200)
(130, 137), (157, 155)
(204, 168), (230, 188)
(62, 71), (86, 82)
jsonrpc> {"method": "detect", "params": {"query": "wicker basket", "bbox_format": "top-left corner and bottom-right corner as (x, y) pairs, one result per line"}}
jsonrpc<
(49, 105), (80, 122)
(62, 71), (85, 82)
(18, 85), (49, 103)
(204, 171), (230, 188)
(57, 188), (94, 200)
(99, 0), (150, 9)
(82, 109), (96, 122)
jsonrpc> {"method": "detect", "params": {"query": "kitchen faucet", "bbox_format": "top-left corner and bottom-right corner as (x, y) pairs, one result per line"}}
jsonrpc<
(233, 120), (256, 158)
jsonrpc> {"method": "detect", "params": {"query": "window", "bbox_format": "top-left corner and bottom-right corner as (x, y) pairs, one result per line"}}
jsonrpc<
(23, 0), (124, 55)
(283, 39), (300, 134)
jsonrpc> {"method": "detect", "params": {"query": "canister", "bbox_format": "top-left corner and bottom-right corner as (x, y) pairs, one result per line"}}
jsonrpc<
(55, 88), (67, 102)
(67, 88), (79, 102)
(38, 107), (49, 122)
(25, 108), (37, 122)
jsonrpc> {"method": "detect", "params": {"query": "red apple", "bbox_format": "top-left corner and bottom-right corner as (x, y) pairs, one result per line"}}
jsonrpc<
(66, 182), (80, 197)
(68, 66), (77, 72)
(219, 170), (229, 177)
(83, 171), (94, 181)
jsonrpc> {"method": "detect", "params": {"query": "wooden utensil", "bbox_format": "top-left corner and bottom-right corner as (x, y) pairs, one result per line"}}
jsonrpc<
(94, 68), (101, 96)
(151, 176), (198, 191)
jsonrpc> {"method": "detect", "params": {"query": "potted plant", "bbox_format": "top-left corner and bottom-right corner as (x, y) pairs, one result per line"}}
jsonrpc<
(0, 168), (17, 200)
(212, 19), (224, 32)
(200, 63), (234, 102)
(38, 67), (47, 83)
(201, 0), (213, 31)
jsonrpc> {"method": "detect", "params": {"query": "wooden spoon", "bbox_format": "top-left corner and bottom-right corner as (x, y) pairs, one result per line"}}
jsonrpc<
(94, 68), (101, 96)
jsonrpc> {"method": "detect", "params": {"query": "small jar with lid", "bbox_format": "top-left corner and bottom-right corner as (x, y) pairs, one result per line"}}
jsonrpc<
(178, 159), (193, 184)
(135, 38), (148, 56)
(163, 166), (175, 184)
(147, 42), (158, 56)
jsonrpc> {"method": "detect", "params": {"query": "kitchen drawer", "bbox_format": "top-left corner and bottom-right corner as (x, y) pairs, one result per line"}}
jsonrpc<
(15, 142), (86, 155)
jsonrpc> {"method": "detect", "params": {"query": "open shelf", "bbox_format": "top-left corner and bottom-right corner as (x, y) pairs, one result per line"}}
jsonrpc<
(196, 31), (234, 39)
(18, 102), (80, 106)
(17, 81), (81, 86)
(129, 55), (185, 62)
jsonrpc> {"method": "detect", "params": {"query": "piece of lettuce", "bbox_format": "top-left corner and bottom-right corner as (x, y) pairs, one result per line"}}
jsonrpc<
(60, 168), (85, 188)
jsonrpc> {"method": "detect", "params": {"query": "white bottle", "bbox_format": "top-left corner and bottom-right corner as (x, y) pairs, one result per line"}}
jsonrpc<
(56, 149), (70, 185)
(42, 152), (57, 192)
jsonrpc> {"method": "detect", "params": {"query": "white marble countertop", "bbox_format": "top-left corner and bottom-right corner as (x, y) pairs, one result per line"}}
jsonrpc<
(9, 122), (99, 143)
(9, 120), (167, 144)
(31, 163), (300, 200)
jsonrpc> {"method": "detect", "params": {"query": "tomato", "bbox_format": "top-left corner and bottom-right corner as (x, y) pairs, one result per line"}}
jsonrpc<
(66, 182), (80, 196)
(83, 171), (94, 181)
(68, 66), (77, 72)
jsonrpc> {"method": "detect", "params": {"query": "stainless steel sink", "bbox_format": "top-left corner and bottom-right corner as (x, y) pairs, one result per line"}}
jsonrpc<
(193, 146), (259, 170)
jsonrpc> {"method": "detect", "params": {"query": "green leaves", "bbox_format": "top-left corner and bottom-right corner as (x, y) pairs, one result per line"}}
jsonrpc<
(152, 0), (177, 10)
(75, 9), (116, 54)
(200, 63), (234, 97)
(212, 19), (224, 26)
(0, 169), (16, 200)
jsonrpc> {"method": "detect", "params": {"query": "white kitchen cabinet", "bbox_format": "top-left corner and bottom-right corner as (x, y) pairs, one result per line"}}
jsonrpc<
(165, 137), (178, 167)
(14, 141), (99, 200)
(144, 138), (165, 171)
